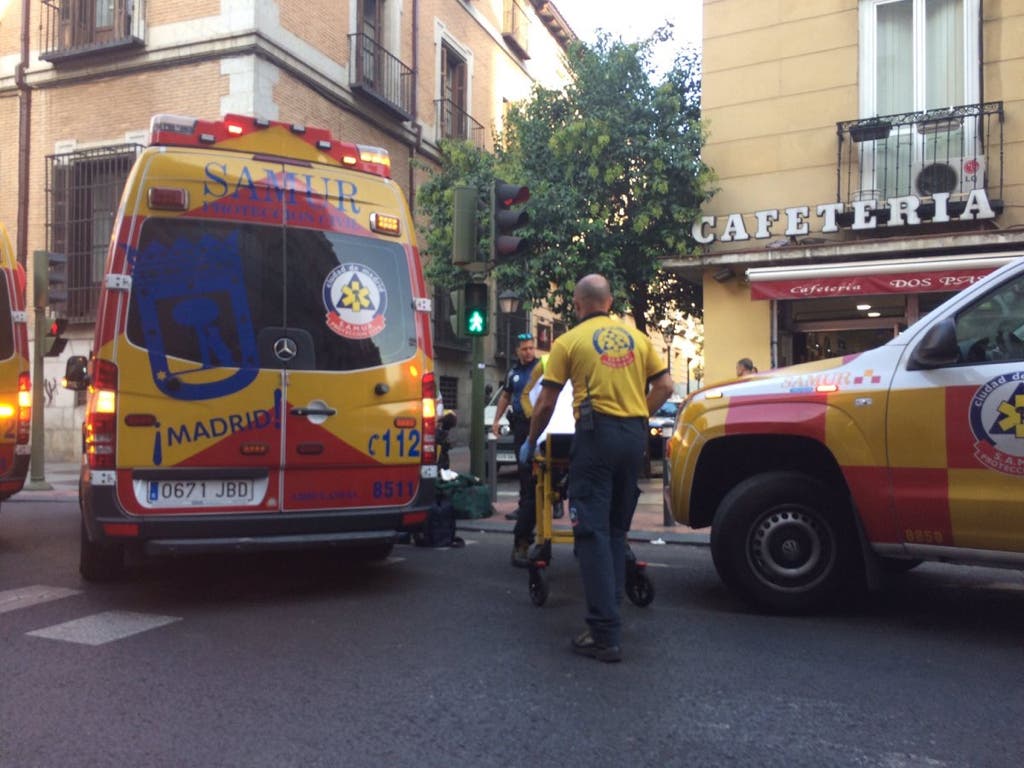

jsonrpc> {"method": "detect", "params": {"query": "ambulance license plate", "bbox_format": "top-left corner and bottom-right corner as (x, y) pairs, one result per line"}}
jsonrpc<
(146, 478), (256, 507)
(496, 451), (516, 463)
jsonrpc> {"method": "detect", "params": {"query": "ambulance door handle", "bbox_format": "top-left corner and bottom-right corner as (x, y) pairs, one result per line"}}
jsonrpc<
(291, 406), (337, 417)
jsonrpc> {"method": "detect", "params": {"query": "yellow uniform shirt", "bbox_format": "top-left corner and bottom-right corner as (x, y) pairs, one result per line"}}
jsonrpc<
(541, 313), (667, 419)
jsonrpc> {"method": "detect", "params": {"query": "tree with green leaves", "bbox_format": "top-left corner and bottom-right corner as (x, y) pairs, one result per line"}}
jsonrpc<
(417, 26), (713, 331)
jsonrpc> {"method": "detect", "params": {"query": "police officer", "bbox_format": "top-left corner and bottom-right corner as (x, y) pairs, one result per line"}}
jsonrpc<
(520, 275), (673, 663)
(493, 332), (540, 544)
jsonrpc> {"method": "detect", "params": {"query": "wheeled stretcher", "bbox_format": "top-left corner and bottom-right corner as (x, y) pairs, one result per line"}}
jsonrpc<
(525, 433), (655, 607)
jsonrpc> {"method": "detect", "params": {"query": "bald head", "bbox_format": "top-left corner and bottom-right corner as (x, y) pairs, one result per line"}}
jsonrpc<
(573, 274), (613, 316)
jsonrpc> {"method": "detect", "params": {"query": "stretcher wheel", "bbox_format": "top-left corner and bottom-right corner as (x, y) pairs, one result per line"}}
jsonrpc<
(528, 566), (549, 606)
(626, 566), (655, 607)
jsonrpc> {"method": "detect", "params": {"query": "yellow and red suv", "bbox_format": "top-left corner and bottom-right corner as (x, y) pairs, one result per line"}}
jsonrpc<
(0, 224), (30, 506)
(65, 115), (438, 580)
(666, 257), (1024, 612)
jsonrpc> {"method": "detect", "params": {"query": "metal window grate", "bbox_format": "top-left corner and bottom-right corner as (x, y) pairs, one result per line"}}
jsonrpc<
(45, 144), (142, 324)
(439, 376), (459, 411)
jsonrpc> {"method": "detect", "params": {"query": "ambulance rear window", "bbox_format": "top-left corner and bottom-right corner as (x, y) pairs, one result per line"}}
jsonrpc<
(125, 219), (416, 372)
(0, 272), (13, 361)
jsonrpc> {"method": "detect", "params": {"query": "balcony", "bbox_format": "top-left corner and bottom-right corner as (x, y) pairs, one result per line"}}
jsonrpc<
(836, 102), (1004, 225)
(503, 0), (530, 59)
(348, 33), (414, 121)
(40, 0), (143, 63)
(434, 99), (486, 148)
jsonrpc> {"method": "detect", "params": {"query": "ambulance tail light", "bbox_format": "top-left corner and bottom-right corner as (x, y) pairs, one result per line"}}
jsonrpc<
(421, 371), (437, 466)
(16, 372), (30, 445)
(85, 359), (118, 471)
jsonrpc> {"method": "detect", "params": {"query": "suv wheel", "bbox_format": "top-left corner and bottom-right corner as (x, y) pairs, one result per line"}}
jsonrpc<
(711, 471), (855, 613)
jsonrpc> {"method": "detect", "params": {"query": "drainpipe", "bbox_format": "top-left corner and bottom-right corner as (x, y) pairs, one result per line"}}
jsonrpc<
(408, 0), (420, 211)
(16, 0), (32, 269)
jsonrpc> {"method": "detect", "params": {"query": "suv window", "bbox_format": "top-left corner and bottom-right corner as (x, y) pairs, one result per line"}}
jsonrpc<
(955, 272), (1024, 364)
(126, 220), (415, 373)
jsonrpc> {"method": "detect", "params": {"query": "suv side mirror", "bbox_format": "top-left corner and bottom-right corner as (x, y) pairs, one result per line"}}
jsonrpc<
(62, 354), (90, 390)
(908, 317), (960, 370)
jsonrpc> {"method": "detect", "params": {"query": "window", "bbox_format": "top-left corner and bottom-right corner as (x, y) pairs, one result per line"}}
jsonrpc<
(439, 43), (468, 140)
(46, 145), (140, 323)
(126, 220), (416, 375)
(359, 0), (383, 89)
(858, 0), (980, 198)
(41, 0), (142, 60)
(954, 275), (1024, 365)
(439, 376), (459, 411)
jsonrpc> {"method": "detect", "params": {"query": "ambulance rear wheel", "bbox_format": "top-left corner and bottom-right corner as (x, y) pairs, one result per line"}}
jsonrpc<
(79, 518), (126, 582)
(711, 471), (855, 614)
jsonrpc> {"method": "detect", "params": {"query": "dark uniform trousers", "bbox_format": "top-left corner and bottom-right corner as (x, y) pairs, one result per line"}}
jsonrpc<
(510, 416), (536, 541)
(566, 412), (646, 647)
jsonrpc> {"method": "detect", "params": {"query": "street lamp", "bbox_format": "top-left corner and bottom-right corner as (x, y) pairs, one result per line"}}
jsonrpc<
(498, 289), (521, 314)
(497, 290), (522, 365)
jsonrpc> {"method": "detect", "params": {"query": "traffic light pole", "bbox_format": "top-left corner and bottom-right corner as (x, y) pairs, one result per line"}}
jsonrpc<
(470, 335), (485, 479)
(27, 298), (50, 489)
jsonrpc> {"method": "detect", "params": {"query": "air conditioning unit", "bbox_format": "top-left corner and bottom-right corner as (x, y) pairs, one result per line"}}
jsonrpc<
(912, 155), (986, 198)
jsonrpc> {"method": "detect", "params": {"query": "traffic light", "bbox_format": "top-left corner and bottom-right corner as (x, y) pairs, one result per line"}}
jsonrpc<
(464, 282), (489, 336)
(46, 252), (68, 310)
(448, 287), (464, 336)
(43, 318), (68, 357)
(452, 186), (478, 266)
(491, 179), (530, 262)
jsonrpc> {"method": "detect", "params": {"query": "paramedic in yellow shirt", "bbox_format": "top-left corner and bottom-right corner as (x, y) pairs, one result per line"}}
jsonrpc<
(520, 274), (673, 663)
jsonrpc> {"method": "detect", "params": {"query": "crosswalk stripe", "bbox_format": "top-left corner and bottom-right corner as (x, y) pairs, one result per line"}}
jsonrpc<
(27, 610), (181, 646)
(0, 585), (81, 614)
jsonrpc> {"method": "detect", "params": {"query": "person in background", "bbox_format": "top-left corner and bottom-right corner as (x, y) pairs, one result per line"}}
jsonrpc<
(520, 275), (673, 663)
(736, 357), (757, 377)
(493, 332), (540, 532)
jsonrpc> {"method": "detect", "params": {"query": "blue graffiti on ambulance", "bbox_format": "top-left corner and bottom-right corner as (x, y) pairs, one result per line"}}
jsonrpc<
(131, 230), (260, 400)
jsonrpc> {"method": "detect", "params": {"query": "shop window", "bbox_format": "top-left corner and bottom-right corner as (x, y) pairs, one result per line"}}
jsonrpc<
(46, 145), (141, 323)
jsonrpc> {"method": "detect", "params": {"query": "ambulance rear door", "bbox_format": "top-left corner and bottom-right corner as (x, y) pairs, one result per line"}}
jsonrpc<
(117, 151), (288, 516)
(276, 167), (425, 512)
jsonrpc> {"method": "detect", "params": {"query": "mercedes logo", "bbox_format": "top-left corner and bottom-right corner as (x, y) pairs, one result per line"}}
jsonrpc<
(273, 337), (297, 362)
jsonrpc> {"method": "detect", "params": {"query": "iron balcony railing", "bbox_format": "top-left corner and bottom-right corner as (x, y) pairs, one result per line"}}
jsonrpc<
(836, 102), (1004, 222)
(434, 99), (485, 148)
(348, 33), (414, 121)
(40, 0), (143, 62)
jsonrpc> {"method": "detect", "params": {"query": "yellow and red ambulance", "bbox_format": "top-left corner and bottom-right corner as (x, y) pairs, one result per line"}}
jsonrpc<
(65, 115), (438, 580)
(0, 223), (30, 506)
(666, 257), (1024, 612)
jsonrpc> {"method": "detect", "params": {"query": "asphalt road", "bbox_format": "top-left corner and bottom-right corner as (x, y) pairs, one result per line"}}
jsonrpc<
(2, 499), (1023, 767)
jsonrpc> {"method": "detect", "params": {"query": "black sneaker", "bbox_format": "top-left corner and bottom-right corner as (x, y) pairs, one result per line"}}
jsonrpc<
(571, 630), (622, 663)
(504, 509), (519, 520)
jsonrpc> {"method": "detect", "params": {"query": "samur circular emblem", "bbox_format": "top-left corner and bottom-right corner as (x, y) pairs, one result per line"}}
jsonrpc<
(968, 372), (1024, 476)
(322, 263), (387, 339)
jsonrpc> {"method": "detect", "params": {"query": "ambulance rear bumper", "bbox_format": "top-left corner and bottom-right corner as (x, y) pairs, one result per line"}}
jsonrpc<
(81, 484), (431, 554)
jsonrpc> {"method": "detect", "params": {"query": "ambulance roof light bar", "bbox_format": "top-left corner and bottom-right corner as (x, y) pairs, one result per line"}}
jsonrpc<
(148, 113), (391, 178)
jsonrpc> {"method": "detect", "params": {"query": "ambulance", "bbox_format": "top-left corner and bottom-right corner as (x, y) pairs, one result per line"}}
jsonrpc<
(64, 114), (438, 580)
(665, 256), (1024, 613)
(0, 224), (30, 507)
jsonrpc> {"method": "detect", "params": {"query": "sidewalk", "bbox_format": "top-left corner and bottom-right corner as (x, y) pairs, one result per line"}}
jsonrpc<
(447, 447), (709, 546)
(11, 453), (712, 546)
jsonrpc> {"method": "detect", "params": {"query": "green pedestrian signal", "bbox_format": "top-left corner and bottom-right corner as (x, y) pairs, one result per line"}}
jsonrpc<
(464, 283), (489, 336)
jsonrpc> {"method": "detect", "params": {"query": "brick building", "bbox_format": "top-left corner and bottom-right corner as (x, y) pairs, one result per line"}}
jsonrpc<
(0, 0), (575, 458)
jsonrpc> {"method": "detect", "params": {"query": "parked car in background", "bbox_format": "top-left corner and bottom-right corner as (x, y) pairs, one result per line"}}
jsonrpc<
(645, 398), (681, 476)
(483, 386), (516, 475)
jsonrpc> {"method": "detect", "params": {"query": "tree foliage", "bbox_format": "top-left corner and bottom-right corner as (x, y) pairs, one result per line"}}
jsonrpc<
(417, 26), (714, 330)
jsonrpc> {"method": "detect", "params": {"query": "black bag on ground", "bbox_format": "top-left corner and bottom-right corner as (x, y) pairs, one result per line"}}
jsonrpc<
(414, 497), (463, 548)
